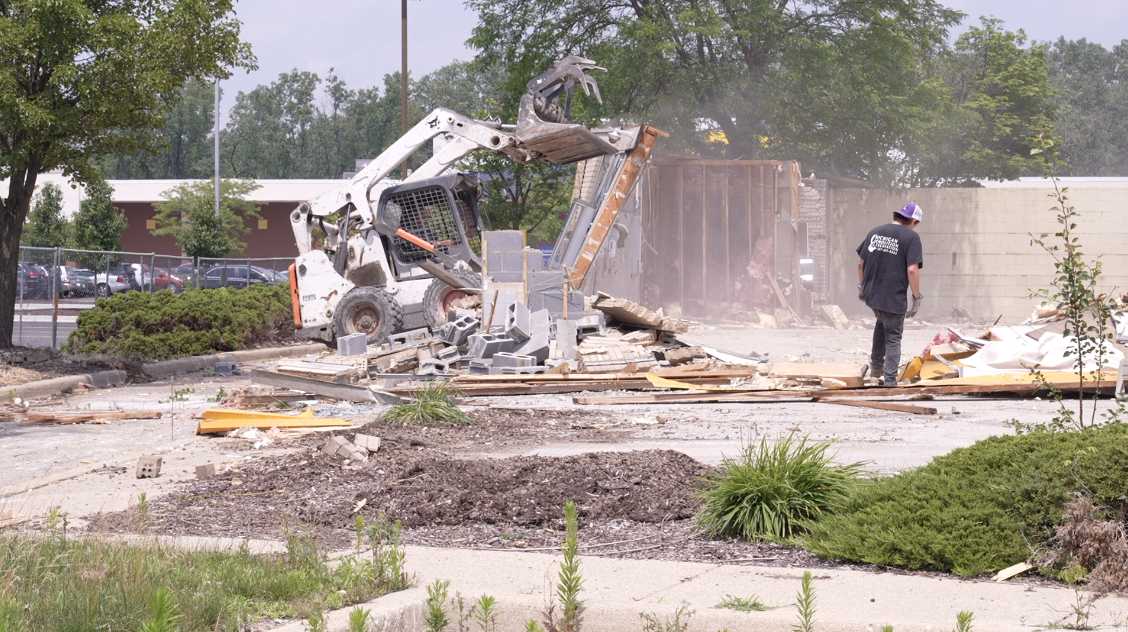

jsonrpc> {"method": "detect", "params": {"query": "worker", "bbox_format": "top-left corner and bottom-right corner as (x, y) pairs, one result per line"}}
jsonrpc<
(856, 203), (924, 386)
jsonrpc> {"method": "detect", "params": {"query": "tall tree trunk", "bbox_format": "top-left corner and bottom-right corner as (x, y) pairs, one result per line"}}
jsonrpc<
(1, 166), (41, 348)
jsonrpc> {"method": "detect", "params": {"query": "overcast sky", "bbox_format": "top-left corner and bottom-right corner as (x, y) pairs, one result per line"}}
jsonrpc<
(219, 0), (1128, 115)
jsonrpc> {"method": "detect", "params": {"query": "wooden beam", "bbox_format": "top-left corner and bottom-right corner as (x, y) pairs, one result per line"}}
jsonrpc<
(819, 399), (937, 415)
(568, 126), (666, 288)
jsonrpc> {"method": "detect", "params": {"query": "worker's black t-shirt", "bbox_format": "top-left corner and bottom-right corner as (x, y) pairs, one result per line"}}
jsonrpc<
(856, 223), (923, 314)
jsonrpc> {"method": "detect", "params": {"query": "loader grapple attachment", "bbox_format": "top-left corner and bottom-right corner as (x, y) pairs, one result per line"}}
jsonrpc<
(514, 56), (619, 164)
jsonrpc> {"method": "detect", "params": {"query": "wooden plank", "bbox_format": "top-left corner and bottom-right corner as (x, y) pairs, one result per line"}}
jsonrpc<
(769, 362), (866, 388)
(251, 369), (405, 404)
(568, 126), (665, 288)
(1, 411), (162, 422)
(819, 399), (937, 415)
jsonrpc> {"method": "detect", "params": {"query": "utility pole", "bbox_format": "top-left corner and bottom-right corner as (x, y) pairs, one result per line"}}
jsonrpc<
(401, 0), (409, 180)
(215, 80), (221, 217)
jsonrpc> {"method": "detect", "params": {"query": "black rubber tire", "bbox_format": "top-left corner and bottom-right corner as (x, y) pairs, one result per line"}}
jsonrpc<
(422, 269), (482, 330)
(333, 286), (404, 346)
(96, 283), (111, 298)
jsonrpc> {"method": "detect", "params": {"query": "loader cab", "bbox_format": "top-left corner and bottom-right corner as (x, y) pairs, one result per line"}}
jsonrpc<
(375, 174), (484, 280)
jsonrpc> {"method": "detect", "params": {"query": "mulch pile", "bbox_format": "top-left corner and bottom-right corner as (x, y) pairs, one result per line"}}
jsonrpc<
(114, 421), (708, 546)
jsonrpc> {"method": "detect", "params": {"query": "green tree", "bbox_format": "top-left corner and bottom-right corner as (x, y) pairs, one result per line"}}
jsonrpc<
(0, 0), (255, 347)
(71, 181), (127, 269)
(24, 183), (70, 248)
(151, 180), (262, 258)
(469, 0), (962, 179)
(1046, 37), (1128, 176)
(101, 80), (220, 179)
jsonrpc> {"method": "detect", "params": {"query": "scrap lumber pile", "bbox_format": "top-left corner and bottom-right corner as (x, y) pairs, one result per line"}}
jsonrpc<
(0, 410), (163, 425)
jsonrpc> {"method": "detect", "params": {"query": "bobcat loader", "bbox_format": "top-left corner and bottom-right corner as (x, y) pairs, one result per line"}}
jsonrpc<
(288, 57), (650, 344)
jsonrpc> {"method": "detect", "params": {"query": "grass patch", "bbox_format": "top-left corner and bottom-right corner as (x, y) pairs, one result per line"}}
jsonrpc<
(715, 594), (773, 612)
(64, 284), (294, 360)
(380, 382), (471, 425)
(0, 521), (407, 632)
(801, 424), (1128, 577)
(696, 433), (864, 541)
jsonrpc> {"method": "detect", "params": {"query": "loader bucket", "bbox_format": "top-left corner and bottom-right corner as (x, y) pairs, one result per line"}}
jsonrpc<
(515, 94), (617, 164)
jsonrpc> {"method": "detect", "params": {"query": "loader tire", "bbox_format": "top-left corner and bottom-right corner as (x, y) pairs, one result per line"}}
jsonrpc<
(333, 286), (403, 346)
(422, 269), (482, 330)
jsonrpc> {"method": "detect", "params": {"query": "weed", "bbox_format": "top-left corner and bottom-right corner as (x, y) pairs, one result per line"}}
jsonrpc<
(881, 626), (894, 632)
(305, 607), (327, 632)
(425, 579), (453, 632)
(44, 506), (67, 540)
(202, 368), (216, 377)
(1067, 590), (1096, 630)
(697, 433), (863, 541)
(367, 512), (410, 592)
(138, 587), (182, 632)
(137, 492), (149, 529)
(349, 606), (372, 632)
(640, 603), (694, 631)
(526, 622), (546, 632)
(355, 514), (365, 551)
(472, 595), (500, 632)
(1050, 495), (1128, 591)
(206, 386), (226, 402)
(955, 611), (974, 632)
(543, 499), (584, 632)
(380, 381), (472, 425)
(794, 571), (816, 632)
(715, 594), (772, 612)
(160, 386), (194, 403)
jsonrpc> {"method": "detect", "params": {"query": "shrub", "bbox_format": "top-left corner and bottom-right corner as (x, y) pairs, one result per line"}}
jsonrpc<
(64, 284), (295, 361)
(696, 433), (864, 541)
(801, 424), (1128, 576)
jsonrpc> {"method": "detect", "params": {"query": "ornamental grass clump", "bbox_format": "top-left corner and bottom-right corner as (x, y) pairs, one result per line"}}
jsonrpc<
(696, 433), (863, 541)
(380, 382), (472, 425)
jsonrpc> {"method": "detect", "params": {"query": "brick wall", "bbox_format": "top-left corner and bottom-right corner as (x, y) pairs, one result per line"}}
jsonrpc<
(799, 179), (829, 304)
(830, 186), (1128, 322)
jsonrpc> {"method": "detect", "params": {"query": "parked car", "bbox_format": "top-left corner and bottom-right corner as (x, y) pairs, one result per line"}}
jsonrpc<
(45, 265), (95, 298)
(16, 262), (49, 300)
(151, 267), (185, 293)
(201, 265), (281, 289)
(173, 263), (202, 289)
(95, 264), (146, 297)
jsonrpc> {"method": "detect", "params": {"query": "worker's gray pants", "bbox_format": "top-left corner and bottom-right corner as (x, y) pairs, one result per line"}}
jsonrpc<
(870, 309), (905, 386)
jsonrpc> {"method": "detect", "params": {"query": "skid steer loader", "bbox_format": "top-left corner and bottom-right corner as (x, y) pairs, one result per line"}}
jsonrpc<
(288, 57), (647, 345)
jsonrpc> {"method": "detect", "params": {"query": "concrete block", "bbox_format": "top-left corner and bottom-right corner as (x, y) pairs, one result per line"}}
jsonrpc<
(214, 361), (237, 377)
(530, 309), (550, 336)
(436, 315), (479, 346)
(337, 333), (368, 357)
(529, 270), (566, 294)
(500, 365), (549, 375)
(488, 271), (524, 284)
(195, 464), (215, 479)
(340, 443), (367, 462)
(482, 291), (517, 330)
(554, 320), (578, 361)
(468, 358), (493, 374)
(323, 435), (350, 456)
(353, 434), (381, 453)
(505, 301), (532, 343)
(515, 332), (550, 363)
(524, 249), (546, 272)
(492, 352), (536, 368)
(483, 230), (525, 252)
(664, 346), (707, 365)
(468, 332), (515, 358)
(388, 328), (432, 351)
(136, 455), (162, 479)
(530, 289), (584, 318)
(435, 345), (461, 361)
(486, 251), (525, 274)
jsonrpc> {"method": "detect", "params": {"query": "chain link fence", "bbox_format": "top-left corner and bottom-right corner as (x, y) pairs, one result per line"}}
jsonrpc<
(12, 247), (294, 349)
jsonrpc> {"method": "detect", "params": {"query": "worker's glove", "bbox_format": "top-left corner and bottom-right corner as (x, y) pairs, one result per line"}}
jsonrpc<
(857, 284), (866, 303)
(907, 293), (923, 318)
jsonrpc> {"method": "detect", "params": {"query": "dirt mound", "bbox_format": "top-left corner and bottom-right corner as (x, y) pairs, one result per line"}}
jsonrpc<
(129, 438), (711, 542)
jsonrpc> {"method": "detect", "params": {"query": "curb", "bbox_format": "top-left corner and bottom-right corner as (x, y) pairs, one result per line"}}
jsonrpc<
(141, 343), (327, 378)
(4, 343), (326, 401)
(5, 369), (128, 401)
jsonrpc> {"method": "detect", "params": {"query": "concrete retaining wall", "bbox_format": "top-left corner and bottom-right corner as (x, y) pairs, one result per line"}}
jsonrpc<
(830, 184), (1128, 321)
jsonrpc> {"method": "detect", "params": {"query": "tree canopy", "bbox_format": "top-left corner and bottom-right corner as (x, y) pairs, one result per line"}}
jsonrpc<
(24, 183), (70, 248)
(151, 180), (262, 258)
(0, 0), (255, 346)
(1046, 37), (1128, 176)
(71, 181), (127, 269)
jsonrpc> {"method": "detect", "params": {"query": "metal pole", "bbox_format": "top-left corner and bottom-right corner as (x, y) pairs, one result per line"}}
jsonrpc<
(401, 0), (408, 180)
(215, 80), (221, 217)
(51, 247), (60, 348)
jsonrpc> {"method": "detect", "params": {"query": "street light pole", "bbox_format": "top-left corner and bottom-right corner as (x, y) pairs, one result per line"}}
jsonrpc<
(401, 0), (409, 180)
(215, 80), (221, 217)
